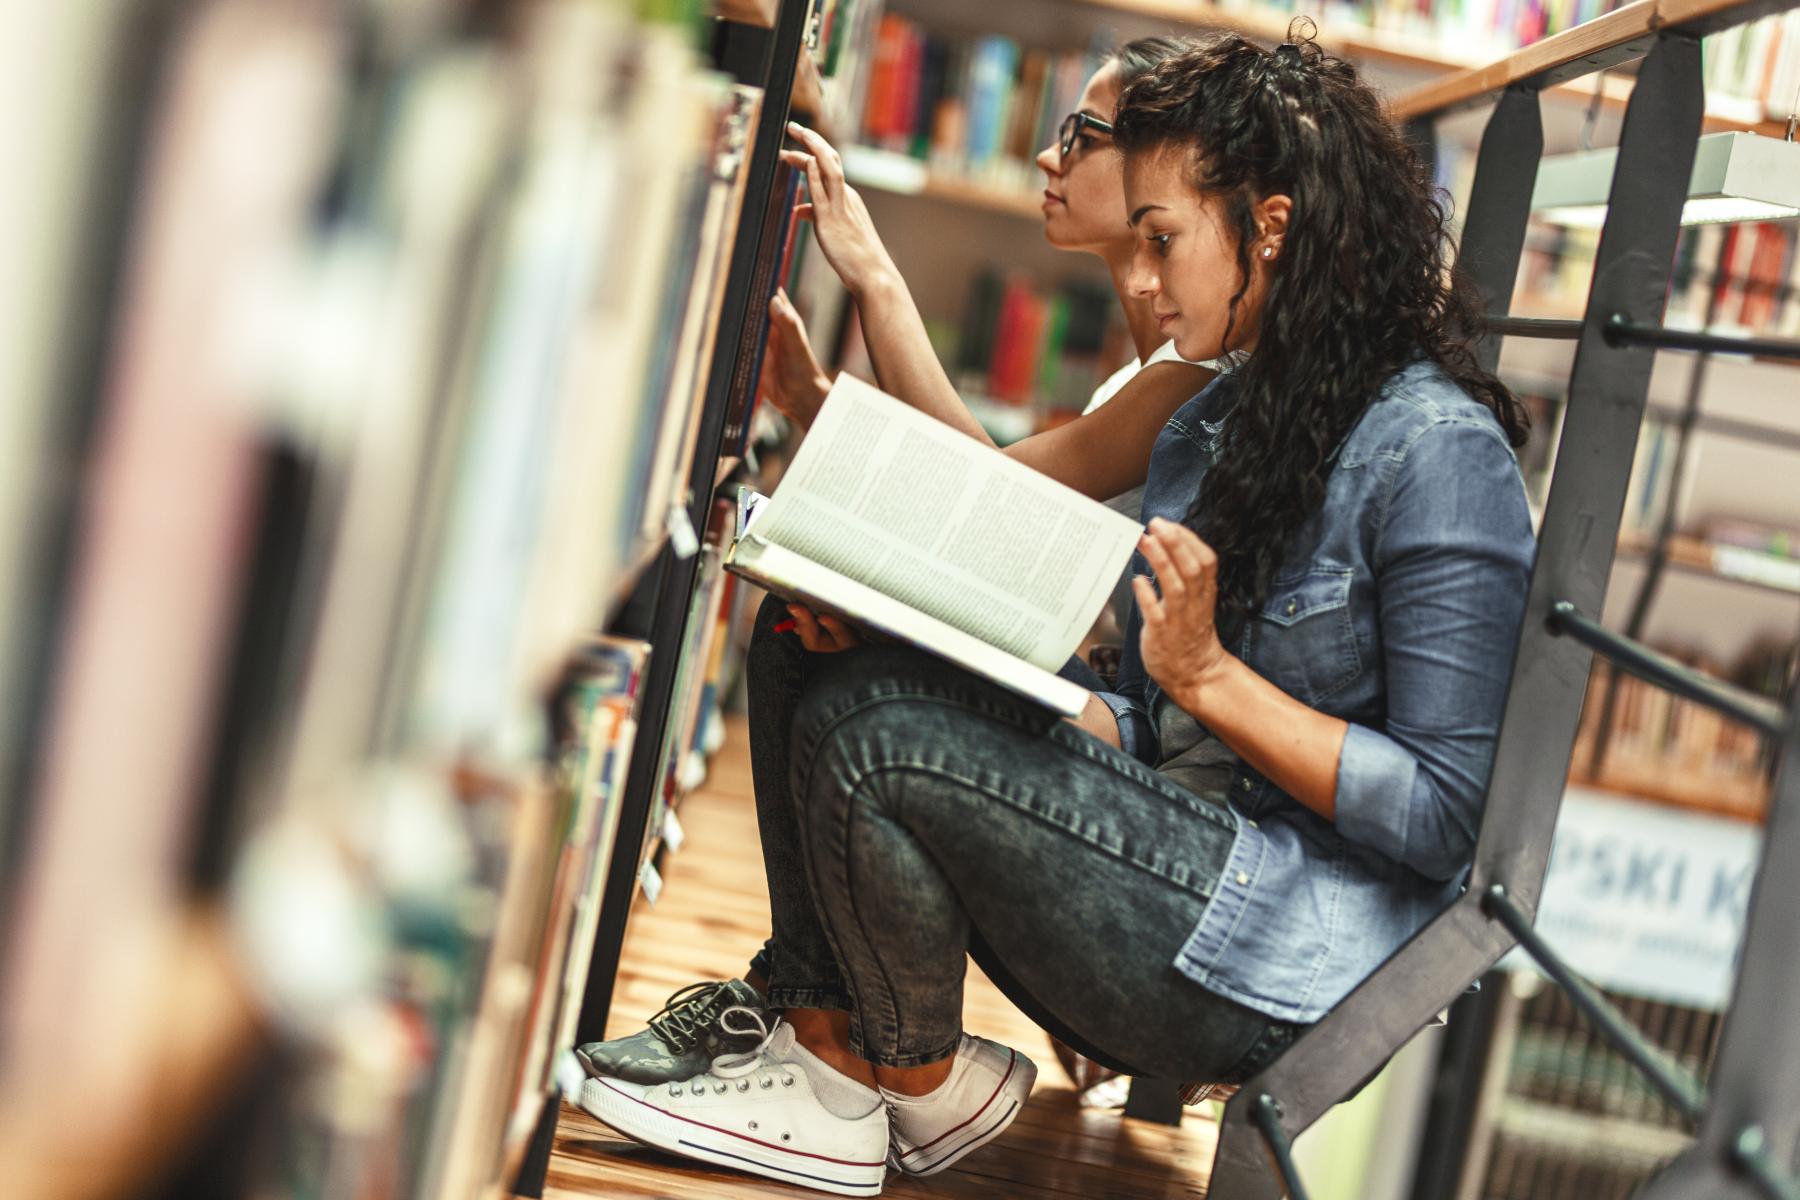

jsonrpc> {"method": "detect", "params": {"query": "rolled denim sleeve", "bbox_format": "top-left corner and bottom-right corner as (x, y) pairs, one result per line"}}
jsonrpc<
(1055, 649), (1159, 765)
(1334, 419), (1535, 881)
(1094, 690), (1157, 765)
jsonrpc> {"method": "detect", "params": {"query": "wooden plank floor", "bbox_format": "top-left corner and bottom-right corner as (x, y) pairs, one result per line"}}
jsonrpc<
(546, 716), (1218, 1199)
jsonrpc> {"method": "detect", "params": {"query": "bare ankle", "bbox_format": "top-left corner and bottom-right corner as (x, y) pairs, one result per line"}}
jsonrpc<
(875, 1057), (954, 1098)
(783, 1008), (877, 1089)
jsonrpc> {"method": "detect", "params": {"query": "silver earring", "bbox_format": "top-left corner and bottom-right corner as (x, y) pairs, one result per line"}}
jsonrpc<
(1261, 246), (1274, 259)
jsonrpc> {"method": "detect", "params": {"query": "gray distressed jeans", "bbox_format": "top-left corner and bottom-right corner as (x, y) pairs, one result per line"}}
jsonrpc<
(744, 594), (1300, 1077)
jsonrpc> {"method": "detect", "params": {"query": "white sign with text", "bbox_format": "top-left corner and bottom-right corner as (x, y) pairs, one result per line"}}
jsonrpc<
(1501, 786), (1762, 1011)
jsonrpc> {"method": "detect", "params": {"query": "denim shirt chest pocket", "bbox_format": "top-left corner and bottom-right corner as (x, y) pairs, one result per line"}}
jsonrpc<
(1240, 567), (1361, 707)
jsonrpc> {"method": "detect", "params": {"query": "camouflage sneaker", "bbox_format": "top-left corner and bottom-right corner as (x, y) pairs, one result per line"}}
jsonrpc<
(574, 979), (769, 1085)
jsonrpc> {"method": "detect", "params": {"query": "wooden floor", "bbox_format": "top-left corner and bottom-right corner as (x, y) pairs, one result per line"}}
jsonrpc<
(545, 716), (1219, 1200)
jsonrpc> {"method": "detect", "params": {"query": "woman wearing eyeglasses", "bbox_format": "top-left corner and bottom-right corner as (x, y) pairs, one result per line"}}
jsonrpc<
(573, 29), (1211, 1090)
(576, 27), (1537, 1197)
(753, 35), (1219, 537)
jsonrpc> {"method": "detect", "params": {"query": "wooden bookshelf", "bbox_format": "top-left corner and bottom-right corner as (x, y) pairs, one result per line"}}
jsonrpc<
(1056, 0), (1491, 72)
(841, 145), (1048, 217)
(1392, 0), (1793, 134)
(1616, 529), (1800, 600)
(716, 0), (778, 25)
(1568, 757), (1768, 821)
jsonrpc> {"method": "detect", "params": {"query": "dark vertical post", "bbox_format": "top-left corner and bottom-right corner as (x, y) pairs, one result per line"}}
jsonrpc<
(511, 1084), (562, 1197)
(1407, 978), (1507, 1200)
(1457, 84), (1544, 374)
(1638, 710), (1800, 1198)
(1122, 1077), (1184, 1125)
(575, 0), (812, 1050)
(1207, 30), (1706, 1198)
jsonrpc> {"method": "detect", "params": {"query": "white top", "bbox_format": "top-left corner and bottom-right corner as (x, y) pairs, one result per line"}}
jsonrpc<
(1081, 338), (1216, 416)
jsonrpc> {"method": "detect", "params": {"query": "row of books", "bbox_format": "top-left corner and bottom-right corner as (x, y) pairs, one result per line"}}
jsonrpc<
(858, 16), (1107, 189)
(0, 0), (774, 1197)
(1304, 0), (1627, 52)
(1703, 10), (1800, 123)
(1667, 220), (1800, 337)
(1569, 634), (1797, 817)
(1507, 981), (1721, 1130)
(1474, 978), (1721, 1197)
(951, 271), (1124, 411)
(1518, 217), (1800, 340)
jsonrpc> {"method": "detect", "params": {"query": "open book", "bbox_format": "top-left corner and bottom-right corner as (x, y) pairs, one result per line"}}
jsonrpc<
(725, 375), (1143, 715)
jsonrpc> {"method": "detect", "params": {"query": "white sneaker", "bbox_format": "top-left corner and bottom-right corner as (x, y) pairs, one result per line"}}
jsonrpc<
(884, 1034), (1037, 1177)
(578, 1009), (888, 1196)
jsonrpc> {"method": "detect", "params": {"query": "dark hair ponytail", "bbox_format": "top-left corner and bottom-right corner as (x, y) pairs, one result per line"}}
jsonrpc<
(1112, 22), (1530, 637)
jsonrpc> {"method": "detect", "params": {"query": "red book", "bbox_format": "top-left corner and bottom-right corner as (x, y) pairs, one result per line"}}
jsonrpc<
(894, 24), (924, 145)
(863, 15), (909, 142)
(987, 280), (1027, 401)
(1711, 223), (1742, 319)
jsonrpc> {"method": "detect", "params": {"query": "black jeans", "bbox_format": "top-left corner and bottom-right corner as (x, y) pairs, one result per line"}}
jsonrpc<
(744, 594), (1299, 1078)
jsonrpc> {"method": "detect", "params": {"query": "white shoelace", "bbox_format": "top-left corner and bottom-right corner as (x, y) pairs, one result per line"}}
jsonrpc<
(667, 1007), (797, 1098)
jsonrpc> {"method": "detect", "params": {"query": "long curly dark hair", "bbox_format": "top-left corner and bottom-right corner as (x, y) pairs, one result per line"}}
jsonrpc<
(1112, 24), (1530, 636)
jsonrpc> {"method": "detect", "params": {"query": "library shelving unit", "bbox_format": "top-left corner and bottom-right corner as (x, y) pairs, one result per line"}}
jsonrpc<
(835, 0), (1795, 226)
(0, 1), (833, 1198)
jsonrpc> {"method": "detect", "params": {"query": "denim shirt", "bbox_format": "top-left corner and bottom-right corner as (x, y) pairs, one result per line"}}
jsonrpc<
(1093, 360), (1536, 1024)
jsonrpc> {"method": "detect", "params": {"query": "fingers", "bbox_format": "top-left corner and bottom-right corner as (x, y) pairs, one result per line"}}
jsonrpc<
(779, 148), (829, 211)
(1136, 528), (1183, 603)
(787, 603), (857, 653)
(1131, 574), (1163, 627)
(768, 288), (803, 331)
(1139, 517), (1216, 598)
(786, 122), (843, 176)
(786, 603), (827, 652)
(787, 122), (844, 202)
(817, 614), (859, 651)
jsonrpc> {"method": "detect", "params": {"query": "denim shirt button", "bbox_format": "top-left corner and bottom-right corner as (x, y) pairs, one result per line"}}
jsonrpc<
(1239, 777), (1252, 792)
(1235, 871), (1251, 886)
(1285, 599), (1297, 616)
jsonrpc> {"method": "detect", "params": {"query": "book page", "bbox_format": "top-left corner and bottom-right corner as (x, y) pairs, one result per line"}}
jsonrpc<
(751, 375), (1142, 671)
(728, 538), (1092, 715)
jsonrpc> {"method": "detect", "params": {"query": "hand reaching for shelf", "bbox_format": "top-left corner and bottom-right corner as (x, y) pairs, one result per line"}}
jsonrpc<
(783, 122), (900, 301)
(758, 289), (832, 431)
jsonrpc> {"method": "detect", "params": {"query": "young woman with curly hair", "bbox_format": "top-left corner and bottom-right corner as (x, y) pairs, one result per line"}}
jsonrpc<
(576, 28), (1536, 1196)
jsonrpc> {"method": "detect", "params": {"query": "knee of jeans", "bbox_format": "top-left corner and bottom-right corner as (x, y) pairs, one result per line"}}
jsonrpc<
(790, 681), (945, 822)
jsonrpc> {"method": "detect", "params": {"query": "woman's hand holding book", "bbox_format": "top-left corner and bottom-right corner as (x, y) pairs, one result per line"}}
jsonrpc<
(782, 603), (861, 653)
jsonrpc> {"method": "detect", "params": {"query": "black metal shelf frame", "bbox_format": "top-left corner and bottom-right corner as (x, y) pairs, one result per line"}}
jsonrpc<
(1208, 3), (1800, 1197)
(509, 3), (815, 1194)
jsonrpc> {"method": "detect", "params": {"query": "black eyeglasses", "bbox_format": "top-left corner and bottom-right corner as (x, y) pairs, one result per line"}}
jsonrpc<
(1058, 112), (1114, 159)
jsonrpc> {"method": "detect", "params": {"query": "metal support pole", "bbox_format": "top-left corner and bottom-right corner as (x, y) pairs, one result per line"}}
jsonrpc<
(1605, 316), (1800, 360)
(1637, 703), (1800, 1200)
(1253, 1094), (1313, 1200)
(1547, 602), (1786, 735)
(1484, 885), (1706, 1121)
(571, 0), (812, 1059)
(1484, 316), (1583, 340)
(1208, 30), (1706, 1198)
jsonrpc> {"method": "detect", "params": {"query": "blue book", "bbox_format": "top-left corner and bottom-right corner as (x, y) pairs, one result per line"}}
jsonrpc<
(964, 37), (1019, 175)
